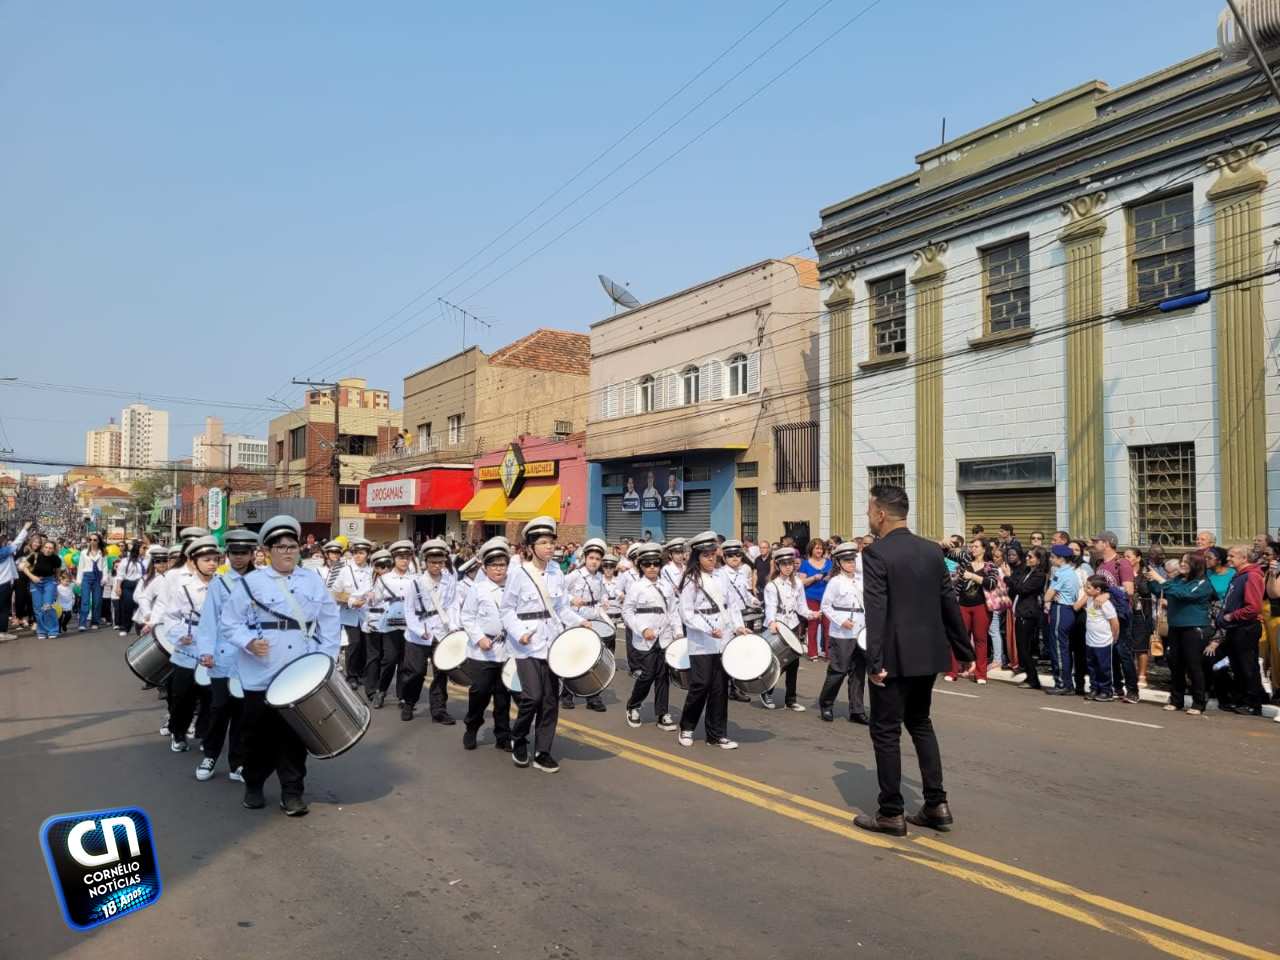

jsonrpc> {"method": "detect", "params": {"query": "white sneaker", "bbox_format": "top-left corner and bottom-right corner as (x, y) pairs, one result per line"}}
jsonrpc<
(195, 758), (216, 781)
(711, 737), (739, 750)
(943, 675), (955, 682)
(170, 736), (189, 753)
(78, 626), (86, 632)
(159, 714), (170, 736)
(228, 766), (245, 782)
(657, 714), (677, 731)
(626, 708), (642, 728)
(119, 631), (128, 636)
(678, 730), (694, 747)
(187, 722), (196, 738)
(976, 678), (988, 685)
(785, 702), (807, 712)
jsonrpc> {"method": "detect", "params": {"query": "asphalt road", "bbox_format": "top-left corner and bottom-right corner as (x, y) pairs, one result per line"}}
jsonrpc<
(2, 630), (1277, 960)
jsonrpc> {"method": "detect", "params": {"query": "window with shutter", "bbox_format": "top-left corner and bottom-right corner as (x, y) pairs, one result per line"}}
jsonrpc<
(746, 351), (760, 394)
(621, 380), (637, 417)
(601, 385), (618, 420)
(665, 371), (680, 407)
(703, 359), (723, 401)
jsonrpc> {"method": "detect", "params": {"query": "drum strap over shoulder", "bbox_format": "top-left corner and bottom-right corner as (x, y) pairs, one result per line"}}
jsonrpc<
(699, 575), (729, 622)
(239, 577), (307, 635)
(424, 576), (453, 632)
(522, 562), (560, 627)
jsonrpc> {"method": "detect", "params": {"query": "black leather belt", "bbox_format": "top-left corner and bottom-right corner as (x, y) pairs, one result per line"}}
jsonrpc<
(256, 619), (303, 632)
(694, 608), (718, 615)
(832, 605), (861, 613)
(368, 606), (386, 613)
(634, 606), (665, 614)
(385, 618), (406, 628)
(518, 611), (551, 621)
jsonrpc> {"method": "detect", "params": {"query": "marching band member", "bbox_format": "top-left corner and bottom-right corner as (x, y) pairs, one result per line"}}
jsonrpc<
(499, 516), (586, 774)
(220, 515), (341, 816)
(661, 538), (687, 592)
(455, 556), (479, 610)
(601, 554), (622, 615)
(193, 528), (258, 782)
(333, 537), (374, 688)
(762, 546), (814, 712)
(134, 545), (171, 701)
(617, 541), (645, 674)
(402, 538), (457, 724)
(818, 541), (869, 724)
(364, 543), (413, 709)
(159, 535), (221, 754)
(721, 539), (760, 704)
(459, 538), (513, 751)
(677, 530), (750, 750)
(621, 542), (679, 731)
(561, 537), (609, 713)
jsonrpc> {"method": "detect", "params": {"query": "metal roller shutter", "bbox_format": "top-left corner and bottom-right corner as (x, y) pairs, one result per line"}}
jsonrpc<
(662, 489), (713, 539)
(604, 495), (642, 542)
(962, 490), (1056, 543)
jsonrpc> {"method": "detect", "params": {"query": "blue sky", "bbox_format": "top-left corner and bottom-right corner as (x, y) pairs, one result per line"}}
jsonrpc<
(0, 0), (1225, 468)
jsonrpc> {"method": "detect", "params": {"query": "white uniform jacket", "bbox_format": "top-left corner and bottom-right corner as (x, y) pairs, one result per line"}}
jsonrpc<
(679, 568), (745, 656)
(194, 569), (243, 680)
(564, 567), (605, 621)
(160, 569), (210, 669)
(405, 571), (457, 646)
(764, 576), (807, 632)
(332, 561), (374, 629)
(621, 577), (681, 652)
(499, 561), (584, 660)
(820, 560), (865, 639)
(459, 577), (510, 664)
(365, 570), (413, 634)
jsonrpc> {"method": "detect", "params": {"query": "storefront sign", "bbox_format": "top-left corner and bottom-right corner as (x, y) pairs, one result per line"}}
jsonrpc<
(364, 478), (419, 508)
(476, 444), (558, 499)
(621, 458), (684, 512)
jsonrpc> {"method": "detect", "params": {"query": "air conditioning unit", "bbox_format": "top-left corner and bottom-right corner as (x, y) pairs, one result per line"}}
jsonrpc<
(1219, 0), (1280, 60)
(554, 420), (572, 436)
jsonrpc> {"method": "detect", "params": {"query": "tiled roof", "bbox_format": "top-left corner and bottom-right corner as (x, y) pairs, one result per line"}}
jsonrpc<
(488, 328), (590, 376)
(92, 487), (130, 498)
(782, 256), (819, 288)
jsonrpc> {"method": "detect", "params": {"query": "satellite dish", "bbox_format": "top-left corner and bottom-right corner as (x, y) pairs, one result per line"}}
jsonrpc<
(599, 274), (642, 310)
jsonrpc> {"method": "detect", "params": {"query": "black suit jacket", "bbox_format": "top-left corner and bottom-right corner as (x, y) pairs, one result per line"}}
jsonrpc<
(862, 527), (974, 678)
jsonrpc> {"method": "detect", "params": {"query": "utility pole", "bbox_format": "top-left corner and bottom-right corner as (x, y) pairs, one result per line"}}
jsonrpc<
(292, 378), (342, 538)
(170, 460), (178, 544)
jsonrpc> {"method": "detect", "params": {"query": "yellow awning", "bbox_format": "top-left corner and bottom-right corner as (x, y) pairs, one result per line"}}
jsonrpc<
(504, 484), (561, 522)
(460, 487), (508, 521)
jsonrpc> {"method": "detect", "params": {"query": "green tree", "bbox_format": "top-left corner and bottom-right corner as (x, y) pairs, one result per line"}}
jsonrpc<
(129, 471), (169, 519)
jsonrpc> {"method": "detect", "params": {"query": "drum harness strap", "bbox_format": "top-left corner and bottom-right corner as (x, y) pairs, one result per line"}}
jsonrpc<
(517, 562), (560, 626)
(411, 576), (453, 641)
(239, 576), (315, 640)
(697, 575), (730, 625)
(370, 577), (407, 629)
(180, 583), (204, 631)
(326, 564), (342, 587)
(828, 576), (865, 614)
(483, 582), (507, 645)
(767, 580), (802, 631)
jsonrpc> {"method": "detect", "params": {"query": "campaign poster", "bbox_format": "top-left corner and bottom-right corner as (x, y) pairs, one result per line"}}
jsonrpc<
(622, 459), (683, 512)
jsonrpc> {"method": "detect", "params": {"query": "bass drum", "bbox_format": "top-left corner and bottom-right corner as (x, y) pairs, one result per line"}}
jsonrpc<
(548, 626), (616, 697)
(501, 658), (522, 694)
(665, 637), (692, 690)
(431, 629), (474, 687)
(856, 627), (867, 651)
(266, 653), (370, 759)
(722, 634), (782, 695)
(588, 617), (617, 653)
(125, 624), (176, 687)
(759, 621), (805, 668)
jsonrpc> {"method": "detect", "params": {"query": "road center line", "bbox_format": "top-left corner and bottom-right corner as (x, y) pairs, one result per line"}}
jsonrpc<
(1040, 707), (1163, 729)
(936, 689), (980, 698)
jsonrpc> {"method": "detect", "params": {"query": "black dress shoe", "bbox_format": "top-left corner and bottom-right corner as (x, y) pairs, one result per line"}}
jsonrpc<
(905, 802), (954, 829)
(728, 687), (752, 703)
(432, 713), (457, 725)
(400, 703), (414, 721)
(373, 691), (386, 709)
(462, 729), (477, 750)
(242, 787), (266, 809)
(586, 700), (606, 712)
(849, 713), (870, 725)
(560, 696), (575, 710)
(853, 812), (907, 836)
(495, 738), (513, 752)
(820, 708), (834, 722)
(1219, 704), (1241, 714)
(280, 795), (309, 817)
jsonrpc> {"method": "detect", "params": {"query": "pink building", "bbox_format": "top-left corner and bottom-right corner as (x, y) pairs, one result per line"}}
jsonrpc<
(461, 435), (588, 544)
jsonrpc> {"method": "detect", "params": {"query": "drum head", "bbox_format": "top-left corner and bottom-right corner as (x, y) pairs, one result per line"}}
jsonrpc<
(154, 624), (175, 654)
(266, 653), (332, 707)
(501, 658), (521, 692)
(194, 664), (211, 686)
(433, 630), (469, 671)
(722, 634), (773, 681)
(588, 619), (615, 643)
(775, 622), (805, 656)
(856, 628), (867, 651)
(547, 626), (603, 679)
(229, 676), (245, 698)
(664, 638), (690, 671)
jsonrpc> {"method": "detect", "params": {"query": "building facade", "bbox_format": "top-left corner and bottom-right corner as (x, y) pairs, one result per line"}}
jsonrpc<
(119, 404), (168, 470)
(459, 435), (588, 544)
(587, 257), (821, 544)
(192, 416), (269, 471)
(812, 52), (1280, 546)
(84, 418), (121, 471)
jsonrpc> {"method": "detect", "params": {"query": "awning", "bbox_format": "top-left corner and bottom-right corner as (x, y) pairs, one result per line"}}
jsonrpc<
(460, 487), (508, 521)
(504, 484), (561, 522)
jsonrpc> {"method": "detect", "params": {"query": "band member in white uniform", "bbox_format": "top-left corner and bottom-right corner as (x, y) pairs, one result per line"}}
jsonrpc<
(193, 528), (258, 781)
(220, 515), (341, 816)
(601, 553), (622, 613)
(455, 556), (479, 611)
(561, 538), (609, 712)
(499, 516), (586, 774)
(402, 538), (457, 723)
(622, 542), (680, 731)
(459, 538), (513, 751)
(661, 538), (686, 592)
(320, 540), (345, 588)
(332, 537), (374, 688)
(364, 542), (414, 709)
(762, 546), (814, 711)
(159, 535), (221, 754)
(721, 539), (760, 704)
(818, 540), (869, 724)
(677, 530), (750, 750)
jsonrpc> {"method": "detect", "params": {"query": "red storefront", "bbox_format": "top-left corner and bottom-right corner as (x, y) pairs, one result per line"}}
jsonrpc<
(358, 466), (474, 545)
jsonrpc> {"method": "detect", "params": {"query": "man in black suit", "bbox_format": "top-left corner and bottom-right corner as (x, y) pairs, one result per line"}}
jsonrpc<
(854, 484), (974, 837)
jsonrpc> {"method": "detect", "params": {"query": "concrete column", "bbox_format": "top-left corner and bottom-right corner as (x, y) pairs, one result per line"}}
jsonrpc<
(825, 272), (855, 535)
(911, 242), (947, 539)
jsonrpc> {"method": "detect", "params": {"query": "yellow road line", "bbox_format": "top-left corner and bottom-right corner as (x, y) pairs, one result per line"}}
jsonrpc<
(559, 718), (1279, 960)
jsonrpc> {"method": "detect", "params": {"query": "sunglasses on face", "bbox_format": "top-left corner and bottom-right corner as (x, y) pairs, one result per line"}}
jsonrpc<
(638, 560), (661, 569)
(723, 551), (743, 559)
(374, 562), (392, 570)
(778, 559), (796, 565)
(227, 547), (253, 556)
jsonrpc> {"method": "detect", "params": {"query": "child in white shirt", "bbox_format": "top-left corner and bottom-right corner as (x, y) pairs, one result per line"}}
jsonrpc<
(56, 574), (77, 634)
(1083, 574), (1119, 702)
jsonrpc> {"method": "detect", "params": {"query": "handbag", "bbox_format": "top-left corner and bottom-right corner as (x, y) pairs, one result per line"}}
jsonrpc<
(985, 567), (1012, 613)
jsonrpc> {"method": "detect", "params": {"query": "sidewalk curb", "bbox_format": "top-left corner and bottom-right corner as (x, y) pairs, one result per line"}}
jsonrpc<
(981, 667), (1280, 720)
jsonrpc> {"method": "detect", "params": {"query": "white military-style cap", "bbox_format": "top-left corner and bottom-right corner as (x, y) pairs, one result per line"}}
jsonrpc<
(686, 531), (719, 554)
(479, 537), (511, 564)
(186, 535), (222, 560)
(522, 515), (557, 542)
(456, 557), (479, 576)
(369, 549), (393, 565)
(168, 543), (187, 560)
(389, 539), (416, 555)
(347, 536), (373, 551)
(323, 540), (345, 554)
(419, 538), (449, 558)
(146, 544), (170, 560)
(636, 541), (663, 563)
(772, 546), (799, 562)
(626, 542), (644, 560)
(662, 537), (687, 553)
(259, 515), (302, 546)
(224, 529), (260, 548)
(582, 537), (607, 556)
(179, 526), (209, 541)
(721, 539), (744, 553)
(831, 541), (858, 561)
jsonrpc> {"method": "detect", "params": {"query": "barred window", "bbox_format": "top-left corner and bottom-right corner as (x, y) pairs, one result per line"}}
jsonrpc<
(1130, 192), (1195, 306)
(870, 273), (907, 357)
(338, 485), (360, 505)
(737, 460), (759, 478)
(983, 237), (1030, 333)
(684, 465), (711, 483)
(774, 422), (819, 492)
(868, 463), (906, 490)
(738, 487), (759, 543)
(1129, 442), (1197, 547)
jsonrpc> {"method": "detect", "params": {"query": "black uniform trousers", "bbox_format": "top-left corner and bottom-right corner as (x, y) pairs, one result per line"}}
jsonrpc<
(167, 665), (211, 744)
(819, 633), (867, 716)
(868, 674), (946, 819)
(765, 656), (800, 704)
(464, 659), (512, 742)
(1069, 615), (1088, 693)
(400, 641), (449, 715)
(118, 580), (138, 634)
(1013, 615), (1043, 688)
(1165, 625), (1209, 710)
(201, 676), (245, 769)
(511, 657), (559, 754)
(240, 689), (307, 797)
(681, 652), (728, 742)
(625, 643), (670, 716)
(1225, 621), (1265, 711)
(365, 628), (404, 696)
(343, 625), (366, 682)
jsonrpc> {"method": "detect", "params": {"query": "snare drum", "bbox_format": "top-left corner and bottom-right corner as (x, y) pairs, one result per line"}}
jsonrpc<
(265, 653), (370, 759)
(548, 626), (616, 697)
(431, 629), (474, 687)
(588, 617), (617, 653)
(759, 621), (805, 668)
(501, 658), (521, 693)
(125, 625), (176, 687)
(856, 627), (867, 651)
(722, 633), (782, 695)
(743, 609), (765, 634)
(665, 638), (692, 690)
(194, 663), (211, 686)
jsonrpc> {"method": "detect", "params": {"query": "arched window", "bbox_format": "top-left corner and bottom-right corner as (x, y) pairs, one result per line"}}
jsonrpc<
(682, 365), (700, 405)
(727, 353), (748, 397)
(640, 375), (656, 413)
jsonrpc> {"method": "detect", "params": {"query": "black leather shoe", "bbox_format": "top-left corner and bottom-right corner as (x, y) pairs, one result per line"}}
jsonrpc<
(1219, 704), (1241, 713)
(462, 729), (477, 750)
(820, 708), (834, 722)
(853, 812), (907, 836)
(280, 795), (309, 817)
(586, 700), (606, 712)
(849, 713), (870, 725)
(560, 696), (575, 710)
(373, 691), (386, 709)
(728, 687), (752, 703)
(242, 787), (266, 810)
(905, 802), (954, 830)
(495, 738), (513, 752)
(432, 713), (457, 725)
